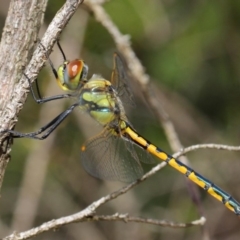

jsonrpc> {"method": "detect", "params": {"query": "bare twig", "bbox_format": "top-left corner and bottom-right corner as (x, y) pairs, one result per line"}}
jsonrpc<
(86, 214), (206, 228)
(175, 143), (240, 158)
(84, 0), (205, 219)
(3, 161), (204, 240)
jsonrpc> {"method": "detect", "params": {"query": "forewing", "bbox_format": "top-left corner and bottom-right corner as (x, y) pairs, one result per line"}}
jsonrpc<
(123, 131), (157, 165)
(80, 128), (143, 182)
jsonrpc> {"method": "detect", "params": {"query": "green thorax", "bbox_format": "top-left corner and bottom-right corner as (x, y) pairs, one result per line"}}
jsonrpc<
(79, 75), (120, 126)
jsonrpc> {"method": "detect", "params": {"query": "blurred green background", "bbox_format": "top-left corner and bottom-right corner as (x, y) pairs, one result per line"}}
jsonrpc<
(1, 0), (240, 239)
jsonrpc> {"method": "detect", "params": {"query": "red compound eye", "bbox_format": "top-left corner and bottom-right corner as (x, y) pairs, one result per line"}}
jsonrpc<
(67, 60), (83, 79)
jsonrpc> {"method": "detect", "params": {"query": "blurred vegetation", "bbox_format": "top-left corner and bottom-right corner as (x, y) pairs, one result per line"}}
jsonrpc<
(1, 0), (240, 239)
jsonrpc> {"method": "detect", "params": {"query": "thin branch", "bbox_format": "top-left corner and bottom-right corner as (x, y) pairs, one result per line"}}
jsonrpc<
(175, 143), (240, 158)
(84, 0), (149, 85)
(3, 161), (204, 240)
(86, 214), (206, 228)
(16, 138), (239, 237)
(84, 0), (205, 219)
(6, 140), (239, 238)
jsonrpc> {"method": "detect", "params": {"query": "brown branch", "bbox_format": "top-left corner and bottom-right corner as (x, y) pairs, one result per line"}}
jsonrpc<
(0, 0), (84, 193)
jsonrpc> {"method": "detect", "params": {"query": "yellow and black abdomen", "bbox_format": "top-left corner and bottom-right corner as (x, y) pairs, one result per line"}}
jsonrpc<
(79, 77), (119, 126)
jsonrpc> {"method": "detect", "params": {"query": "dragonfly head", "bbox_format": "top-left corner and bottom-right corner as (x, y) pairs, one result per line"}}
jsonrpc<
(57, 59), (88, 91)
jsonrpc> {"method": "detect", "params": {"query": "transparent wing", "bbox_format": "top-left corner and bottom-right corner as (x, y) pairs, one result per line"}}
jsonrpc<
(125, 140), (157, 164)
(80, 128), (143, 182)
(123, 128), (157, 165)
(111, 53), (135, 106)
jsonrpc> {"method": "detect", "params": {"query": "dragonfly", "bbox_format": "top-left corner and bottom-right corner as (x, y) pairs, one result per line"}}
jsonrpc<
(3, 42), (240, 215)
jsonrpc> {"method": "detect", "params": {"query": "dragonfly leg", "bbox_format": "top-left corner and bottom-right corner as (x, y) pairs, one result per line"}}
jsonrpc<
(1, 103), (79, 140)
(24, 73), (73, 104)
